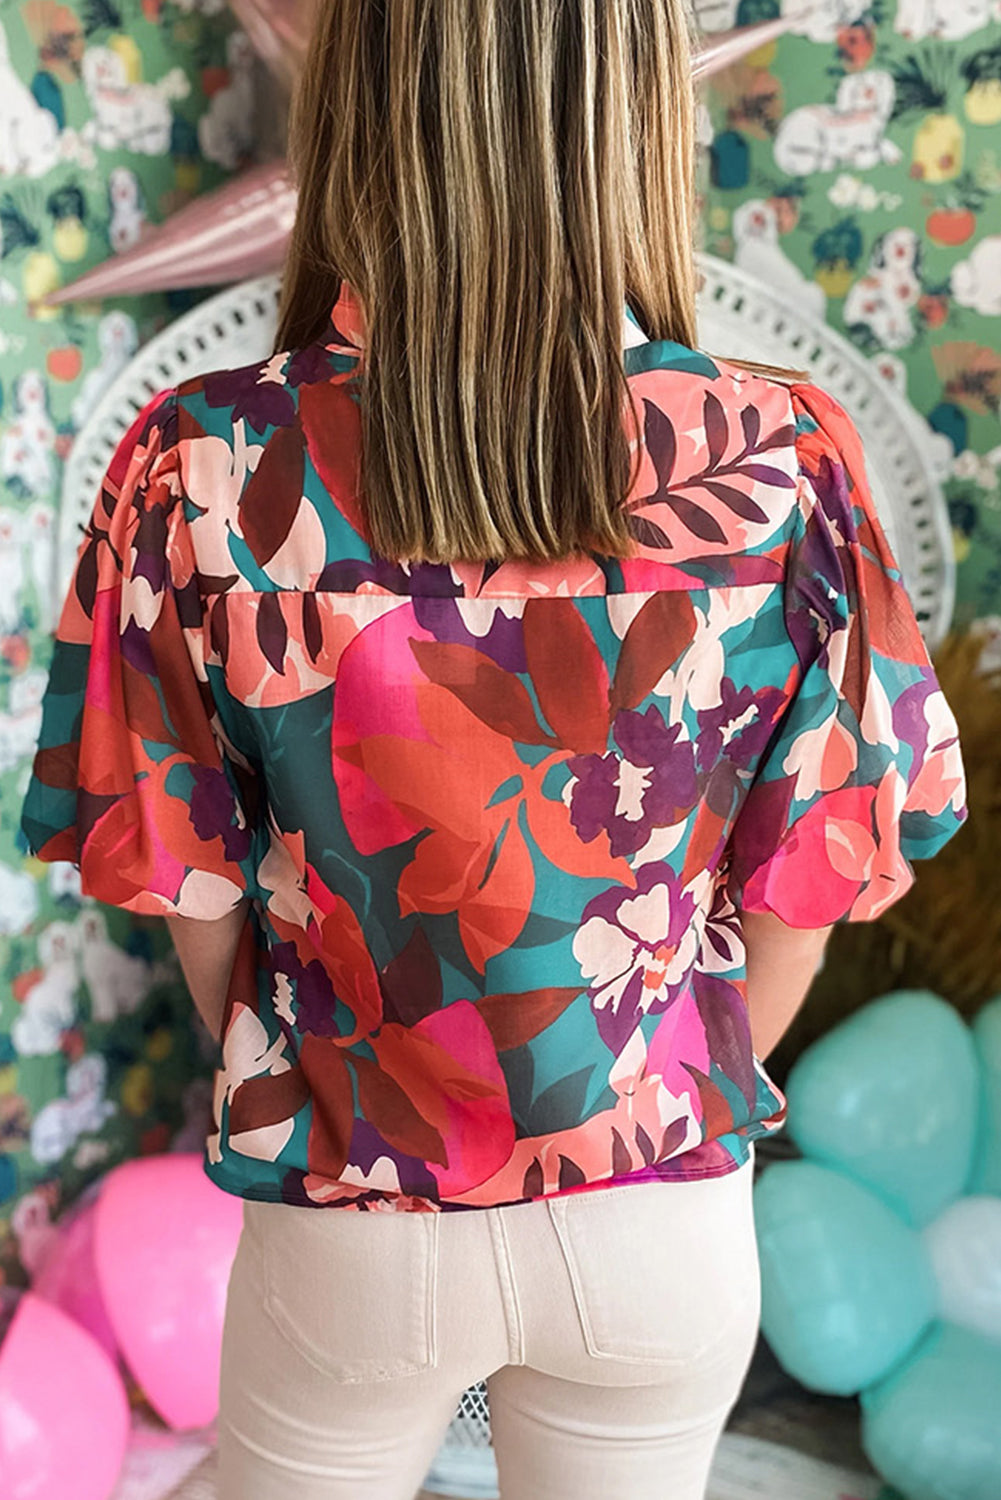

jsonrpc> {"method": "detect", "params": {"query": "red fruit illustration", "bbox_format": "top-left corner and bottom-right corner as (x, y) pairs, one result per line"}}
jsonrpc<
(926, 207), (976, 247)
(46, 345), (83, 382)
(918, 294), (950, 328)
(837, 23), (876, 72)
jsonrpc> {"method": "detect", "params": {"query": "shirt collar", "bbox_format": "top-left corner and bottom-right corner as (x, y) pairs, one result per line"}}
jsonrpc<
(325, 279), (368, 356)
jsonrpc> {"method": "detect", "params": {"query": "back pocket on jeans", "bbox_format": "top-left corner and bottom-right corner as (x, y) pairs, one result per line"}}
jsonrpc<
(546, 1166), (760, 1367)
(246, 1200), (439, 1382)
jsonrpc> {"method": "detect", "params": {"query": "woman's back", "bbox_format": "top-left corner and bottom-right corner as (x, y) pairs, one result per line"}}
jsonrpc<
(20, 278), (966, 1210)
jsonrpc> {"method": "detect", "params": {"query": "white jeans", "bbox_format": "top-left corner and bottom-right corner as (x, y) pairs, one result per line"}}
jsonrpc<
(218, 1147), (759, 1500)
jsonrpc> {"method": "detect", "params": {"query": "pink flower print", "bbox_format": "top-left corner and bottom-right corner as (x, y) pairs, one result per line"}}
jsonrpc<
(779, 712), (861, 801)
(573, 865), (701, 1055)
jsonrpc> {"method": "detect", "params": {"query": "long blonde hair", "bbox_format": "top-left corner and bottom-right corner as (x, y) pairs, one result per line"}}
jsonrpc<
(276, 0), (699, 564)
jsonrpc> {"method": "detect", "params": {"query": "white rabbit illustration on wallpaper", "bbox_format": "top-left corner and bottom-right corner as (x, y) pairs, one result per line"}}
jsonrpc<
(0, 370), (56, 501)
(11, 920), (80, 1060)
(107, 165), (146, 252)
(844, 226), (924, 352)
(47, 862), (83, 903)
(895, 0), (1001, 41)
(951, 237), (1001, 317)
(0, 860), (39, 938)
(76, 907), (174, 1026)
(0, 20), (93, 176)
(29, 1055), (117, 1167)
(732, 199), (827, 321)
(81, 45), (189, 155)
(773, 71), (901, 178)
(0, 20), (60, 177)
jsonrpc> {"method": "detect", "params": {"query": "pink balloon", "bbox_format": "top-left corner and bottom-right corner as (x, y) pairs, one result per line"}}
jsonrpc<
(693, 18), (797, 79)
(44, 162), (296, 306)
(32, 1197), (120, 1364)
(229, 0), (313, 86)
(0, 1293), (130, 1500)
(94, 1154), (244, 1431)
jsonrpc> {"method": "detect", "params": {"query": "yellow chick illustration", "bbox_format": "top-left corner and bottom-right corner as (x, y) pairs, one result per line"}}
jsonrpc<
(22, 250), (61, 321)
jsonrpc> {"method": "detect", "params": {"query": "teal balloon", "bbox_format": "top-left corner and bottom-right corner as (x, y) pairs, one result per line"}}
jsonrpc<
(969, 996), (1001, 1196)
(754, 1162), (937, 1396)
(784, 992), (980, 1227)
(861, 1322), (1001, 1500)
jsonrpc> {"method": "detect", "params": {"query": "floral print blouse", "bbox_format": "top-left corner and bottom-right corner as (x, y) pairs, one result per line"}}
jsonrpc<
(21, 282), (967, 1212)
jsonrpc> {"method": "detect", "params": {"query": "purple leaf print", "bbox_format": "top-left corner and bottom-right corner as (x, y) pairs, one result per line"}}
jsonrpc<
(303, 592), (323, 664)
(627, 513), (673, 549)
(643, 400), (677, 490)
(740, 404), (761, 452)
(667, 493), (727, 544)
(239, 423), (306, 566)
(209, 597), (230, 668)
(558, 1155), (586, 1189)
(658, 1117), (689, 1159)
(189, 765), (252, 861)
(702, 482), (769, 524)
(120, 617), (157, 678)
(522, 1159), (544, 1197)
(256, 593), (287, 674)
(704, 391), (728, 465)
(629, 396), (799, 548)
(694, 972), (757, 1111)
(378, 925), (443, 1028)
(635, 1121), (656, 1166)
(611, 1127), (632, 1175)
(133, 505), (170, 593)
(742, 464), (797, 489)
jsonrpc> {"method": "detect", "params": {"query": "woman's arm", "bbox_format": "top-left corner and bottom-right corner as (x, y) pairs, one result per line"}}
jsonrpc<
(740, 909), (833, 1062)
(165, 898), (251, 1044)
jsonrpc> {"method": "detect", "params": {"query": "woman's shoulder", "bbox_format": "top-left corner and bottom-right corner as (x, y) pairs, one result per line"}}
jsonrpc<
(624, 341), (847, 457)
(170, 338), (355, 436)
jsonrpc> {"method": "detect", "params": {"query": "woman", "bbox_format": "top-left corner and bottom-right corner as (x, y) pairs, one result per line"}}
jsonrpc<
(21, 2), (967, 1497)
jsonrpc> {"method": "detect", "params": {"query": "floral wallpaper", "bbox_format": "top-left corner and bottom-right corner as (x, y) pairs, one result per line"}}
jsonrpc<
(698, 0), (1001, 625)
(0, 0), (253, 1284)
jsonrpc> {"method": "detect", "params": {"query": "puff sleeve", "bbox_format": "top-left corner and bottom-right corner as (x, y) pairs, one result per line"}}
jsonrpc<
(20, 390), (259, 918)
(725, 382), (967, 928)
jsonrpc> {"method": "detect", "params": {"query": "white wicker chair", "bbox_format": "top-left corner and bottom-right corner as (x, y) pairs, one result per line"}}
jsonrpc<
(60, 260), (955, 1499)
